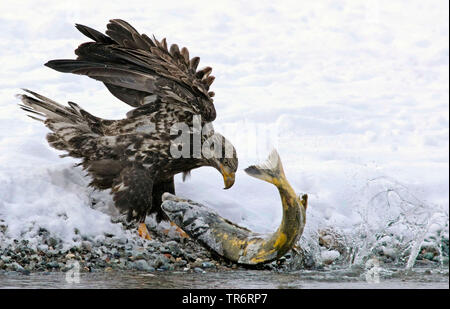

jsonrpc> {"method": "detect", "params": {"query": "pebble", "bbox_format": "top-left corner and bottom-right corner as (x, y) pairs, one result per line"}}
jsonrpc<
(47, 261), (60, 269)
(81, 241), (93, 252)
(11, 262), (24, 272)
(65, 253), (76, 259)
(158, 265), (170, 271)
(159, 246), (170, 254)
(194, 267), (206, 274)
(152, 255), (170, 269)
(201, 262), (215, 269)
(1, 256), (11, 263)
(423, 252), (435, 260)
(133, 259), (154, 272)
(47, 237), (58, 247)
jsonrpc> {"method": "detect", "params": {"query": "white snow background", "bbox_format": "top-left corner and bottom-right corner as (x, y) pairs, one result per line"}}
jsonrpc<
(0, 1), (448, 264)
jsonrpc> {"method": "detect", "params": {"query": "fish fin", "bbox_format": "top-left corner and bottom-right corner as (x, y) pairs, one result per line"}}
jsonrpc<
(244, 149), (286, 185)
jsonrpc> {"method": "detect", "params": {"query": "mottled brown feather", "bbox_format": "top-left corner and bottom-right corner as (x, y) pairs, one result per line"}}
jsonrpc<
(46, 19), (217, 122)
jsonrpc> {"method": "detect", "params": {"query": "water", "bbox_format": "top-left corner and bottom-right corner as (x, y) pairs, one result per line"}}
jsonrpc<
(1, 267), (448, 289)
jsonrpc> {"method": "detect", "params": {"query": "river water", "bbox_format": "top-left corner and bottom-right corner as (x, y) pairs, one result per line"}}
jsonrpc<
(0, 266), (448, 289)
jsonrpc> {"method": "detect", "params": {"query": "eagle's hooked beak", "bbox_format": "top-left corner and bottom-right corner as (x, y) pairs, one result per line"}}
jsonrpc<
(220, 165), (235, 189)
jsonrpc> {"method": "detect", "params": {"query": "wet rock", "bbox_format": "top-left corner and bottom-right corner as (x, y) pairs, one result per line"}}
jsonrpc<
(113, 251), (121, 259)
(46, 237), (59, 248)
(423, 252), (435, 261)
(158, 264), (173, 271)
(65, 253), (76, 260)
(131, 249), (148, 261)
(201, 262), (215, 269)
(191, 257), (204, 268)
(47, 261), (60, 269)
(441, 238), (449, 256)
(159, 246), (170, 254)
(175, 259), (188, 267)
(165, 241), (183, 257)
(194, 267), (206, 274)
(19, 269), (31, 275)
(319, 229), (347, 254)
(152, 255), (170, 269)
(81, 241), (92, 252)
(10, 262), (24, 272)
(1, 256), (11, 263)
(117, 237), (128, 245)
(133, 259), (154, 272)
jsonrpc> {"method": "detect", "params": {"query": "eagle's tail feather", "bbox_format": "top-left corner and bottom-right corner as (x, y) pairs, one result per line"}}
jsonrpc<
(18, 89), (79, 123)
(17, 90), (101, 158)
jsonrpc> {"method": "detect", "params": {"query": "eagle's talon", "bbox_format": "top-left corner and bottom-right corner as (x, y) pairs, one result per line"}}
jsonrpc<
(168, 222), (189, 239)
(138, 223), (151, 240)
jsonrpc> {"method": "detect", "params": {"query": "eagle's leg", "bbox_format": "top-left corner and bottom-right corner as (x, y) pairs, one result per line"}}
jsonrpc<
(112, 165), (155, 241)
(153, 178), (189, 239)
(138, 223), (152, 240)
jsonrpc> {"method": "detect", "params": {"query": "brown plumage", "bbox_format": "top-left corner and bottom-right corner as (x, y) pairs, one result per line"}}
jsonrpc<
(18, 19), (238, 224)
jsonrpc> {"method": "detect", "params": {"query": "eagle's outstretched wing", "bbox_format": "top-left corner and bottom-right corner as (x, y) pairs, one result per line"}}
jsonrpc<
(45, 19), (217, 122)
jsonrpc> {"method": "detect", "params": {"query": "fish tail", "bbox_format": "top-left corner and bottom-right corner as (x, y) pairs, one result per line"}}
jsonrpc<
(244, 149), (287, 186)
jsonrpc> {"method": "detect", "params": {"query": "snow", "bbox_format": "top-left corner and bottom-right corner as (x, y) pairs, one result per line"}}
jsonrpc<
(0, 1), (448, 262)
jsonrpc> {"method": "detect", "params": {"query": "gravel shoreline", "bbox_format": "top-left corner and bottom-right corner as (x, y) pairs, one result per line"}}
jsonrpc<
(0, 223), (314, 276)
(0, 221), (447, 276)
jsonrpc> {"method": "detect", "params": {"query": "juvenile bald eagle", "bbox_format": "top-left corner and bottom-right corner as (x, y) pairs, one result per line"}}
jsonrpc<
(18, 19), (238, 238)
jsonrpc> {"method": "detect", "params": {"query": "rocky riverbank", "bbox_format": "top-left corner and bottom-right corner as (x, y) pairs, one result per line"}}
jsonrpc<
(0, 220), (447, 275)
(0, 222), (316, 276)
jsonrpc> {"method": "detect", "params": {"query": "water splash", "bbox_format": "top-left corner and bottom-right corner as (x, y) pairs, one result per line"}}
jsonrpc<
(303, 176), (449, 269)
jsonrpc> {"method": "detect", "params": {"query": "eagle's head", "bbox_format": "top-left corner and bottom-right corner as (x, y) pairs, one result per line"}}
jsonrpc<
(203, 133), (238, 189)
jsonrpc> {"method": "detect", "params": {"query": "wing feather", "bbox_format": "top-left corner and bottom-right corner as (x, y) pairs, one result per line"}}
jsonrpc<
(46, 19), (217, 121)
